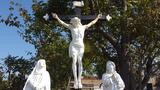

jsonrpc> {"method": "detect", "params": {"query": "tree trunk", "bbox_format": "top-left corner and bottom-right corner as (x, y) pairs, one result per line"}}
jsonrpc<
(117, 46), (132, 90)
(137, 57), (153, 90)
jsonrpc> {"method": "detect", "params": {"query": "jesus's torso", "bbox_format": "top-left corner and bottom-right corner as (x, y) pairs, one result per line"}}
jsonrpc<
(69, 25), (86, 47)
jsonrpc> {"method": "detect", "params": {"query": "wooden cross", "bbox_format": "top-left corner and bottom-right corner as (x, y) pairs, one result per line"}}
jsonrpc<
(44, 0), (108, 21)
(42, 1), (110, 89)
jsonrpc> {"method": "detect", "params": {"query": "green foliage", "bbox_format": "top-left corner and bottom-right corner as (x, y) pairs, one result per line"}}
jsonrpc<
(0, 55), (34, 90)
(0, 0), (160, 89)
(0, 67), (8, 90)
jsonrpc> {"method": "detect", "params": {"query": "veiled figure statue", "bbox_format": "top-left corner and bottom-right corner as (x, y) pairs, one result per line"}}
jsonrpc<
(23, 59), (51, 90)
(102, 61), (125, 90)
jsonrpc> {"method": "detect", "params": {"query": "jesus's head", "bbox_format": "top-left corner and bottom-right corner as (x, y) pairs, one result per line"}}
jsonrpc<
(70, 17), (82, 27)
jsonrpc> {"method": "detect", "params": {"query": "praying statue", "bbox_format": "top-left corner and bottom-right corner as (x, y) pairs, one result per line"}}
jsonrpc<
(52, 13), (102, 89)
(102, 61), (125, 90)
(23, 59), (51, 90)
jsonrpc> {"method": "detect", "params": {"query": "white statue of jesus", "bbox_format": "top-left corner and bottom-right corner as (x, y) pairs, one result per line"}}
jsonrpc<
(52, 13), (102, 89)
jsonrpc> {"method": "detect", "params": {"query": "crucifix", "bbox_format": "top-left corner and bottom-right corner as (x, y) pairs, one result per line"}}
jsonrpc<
(43, 0), (111, 89)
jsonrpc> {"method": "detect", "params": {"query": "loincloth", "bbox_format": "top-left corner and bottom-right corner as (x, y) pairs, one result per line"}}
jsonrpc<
(69, 42), (84, 57)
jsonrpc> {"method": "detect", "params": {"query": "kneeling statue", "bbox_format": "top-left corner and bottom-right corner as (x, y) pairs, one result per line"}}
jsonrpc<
(102, 61), (125, 90)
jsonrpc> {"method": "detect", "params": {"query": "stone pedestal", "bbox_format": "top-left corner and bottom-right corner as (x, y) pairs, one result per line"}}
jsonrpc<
(68, 77), (102, 90)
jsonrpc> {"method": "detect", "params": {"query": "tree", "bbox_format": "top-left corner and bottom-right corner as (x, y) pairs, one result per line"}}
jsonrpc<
(85, 0), (160, 90)
(1, 0), (160, 90)
(1, 0), (73, 88)
(1, 55), (34, 90)
(0, 64), (8, 90)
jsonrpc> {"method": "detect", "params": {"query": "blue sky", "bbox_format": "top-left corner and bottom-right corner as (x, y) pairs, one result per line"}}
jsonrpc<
(0, 0), (36, 59)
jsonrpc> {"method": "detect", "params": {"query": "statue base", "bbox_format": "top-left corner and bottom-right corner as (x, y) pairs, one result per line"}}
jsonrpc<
(67, 76), (102, 90)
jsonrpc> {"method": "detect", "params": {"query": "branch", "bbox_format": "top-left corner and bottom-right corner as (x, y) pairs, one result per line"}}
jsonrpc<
(99, 30), (118, 49)
(140, 56), (154, 89)
(152, 67), (159, 74)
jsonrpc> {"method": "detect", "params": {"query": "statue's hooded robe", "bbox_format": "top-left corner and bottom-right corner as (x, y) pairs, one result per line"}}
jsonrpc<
(102, 61), (125, 90)
(23, 59), (50, 90)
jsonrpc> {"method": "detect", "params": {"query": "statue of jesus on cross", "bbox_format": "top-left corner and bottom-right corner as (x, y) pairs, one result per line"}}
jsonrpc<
(52, 13), (102, 89)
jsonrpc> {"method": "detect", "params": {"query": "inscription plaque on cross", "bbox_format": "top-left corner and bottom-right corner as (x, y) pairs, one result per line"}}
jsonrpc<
(43, 0), (111, 89)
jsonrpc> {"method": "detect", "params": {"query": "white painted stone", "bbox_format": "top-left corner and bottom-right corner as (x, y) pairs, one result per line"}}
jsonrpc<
(52, 13), (102, 89)
(23, 59), (51, 90)
(102, 61), (125, 90)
